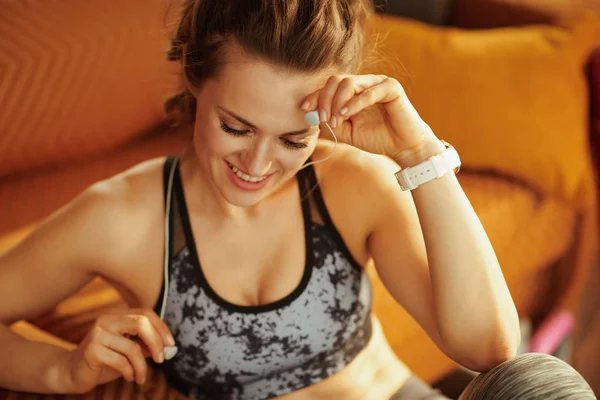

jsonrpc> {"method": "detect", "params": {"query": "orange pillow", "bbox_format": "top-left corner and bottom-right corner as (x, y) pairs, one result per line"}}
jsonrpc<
(0, 0), (179, 177)
(363, 13), (599, 206)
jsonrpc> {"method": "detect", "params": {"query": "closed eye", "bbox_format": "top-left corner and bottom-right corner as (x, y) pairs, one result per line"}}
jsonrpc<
(221, 120), (309, 150)
(282, 138), (309, 149)
(220, 121), (250, 136)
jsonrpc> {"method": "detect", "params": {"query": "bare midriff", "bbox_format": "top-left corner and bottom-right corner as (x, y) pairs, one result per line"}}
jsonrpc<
(276, 315), (412, 400)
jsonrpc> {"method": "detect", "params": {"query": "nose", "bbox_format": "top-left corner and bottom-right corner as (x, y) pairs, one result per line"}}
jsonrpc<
(242, 140), (273, 177)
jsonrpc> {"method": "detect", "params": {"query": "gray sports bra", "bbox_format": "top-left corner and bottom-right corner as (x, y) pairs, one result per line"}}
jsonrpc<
(154, 157), (373, 400)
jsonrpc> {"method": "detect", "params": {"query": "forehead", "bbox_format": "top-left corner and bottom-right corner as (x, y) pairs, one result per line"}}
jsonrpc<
(209, 44), (329, 114)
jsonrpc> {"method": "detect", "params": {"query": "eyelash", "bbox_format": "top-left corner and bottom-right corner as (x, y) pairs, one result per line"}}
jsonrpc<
(220, 122), (248, 136)
(220, 121), (309, 150)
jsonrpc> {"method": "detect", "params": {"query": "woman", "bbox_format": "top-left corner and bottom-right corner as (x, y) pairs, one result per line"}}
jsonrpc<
(0, 0), (523, 398)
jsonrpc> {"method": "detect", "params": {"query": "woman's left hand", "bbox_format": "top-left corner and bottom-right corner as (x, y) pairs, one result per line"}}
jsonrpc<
(301, 74), (441, 163)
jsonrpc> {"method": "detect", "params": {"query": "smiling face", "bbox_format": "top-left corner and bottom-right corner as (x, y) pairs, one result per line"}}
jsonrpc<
(190, 44), (329, 208)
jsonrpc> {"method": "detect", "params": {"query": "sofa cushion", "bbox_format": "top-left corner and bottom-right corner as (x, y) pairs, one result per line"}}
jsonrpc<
(374, 0), (455, 25)
(0, 125), (191, 236)
(453, 0), (576, 28)
(0, 0), (179, 178)
(363, 13), (599, 207)
(455, 0), (600, 28)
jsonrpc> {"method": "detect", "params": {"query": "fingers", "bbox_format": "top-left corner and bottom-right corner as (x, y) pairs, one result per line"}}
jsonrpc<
(101, 330), (148, 384)
(98, 309), (174, 365)
(108, 308), (175, 347)
(85, 327), (143, 384)
(316, 75), (345, 126)
(89, 346), (135, 383)
(301, 75), (348, 126)
(331, 75), (387, 124)
(98, 314), (164, 364)
(74, 308), (177, 390)
(136, 308), (176, 347)
(301, 74), (401, 127)
(340, 77), (404, 119)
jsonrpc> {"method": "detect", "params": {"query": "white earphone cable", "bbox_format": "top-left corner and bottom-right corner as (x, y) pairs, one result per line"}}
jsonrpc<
(300, 121), (338, 170)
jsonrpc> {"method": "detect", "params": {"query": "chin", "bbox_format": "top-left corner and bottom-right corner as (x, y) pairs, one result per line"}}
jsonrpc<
(222, 192), (265, 208)
(218, 180), (280, 208)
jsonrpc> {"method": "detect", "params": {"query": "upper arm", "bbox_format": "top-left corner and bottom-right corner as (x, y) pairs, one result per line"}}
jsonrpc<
(360, 155), (445, 349)
(0, 181), (140, 326)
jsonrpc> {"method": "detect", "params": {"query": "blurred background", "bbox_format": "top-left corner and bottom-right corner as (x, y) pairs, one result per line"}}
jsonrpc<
(1, 0), (600, 398)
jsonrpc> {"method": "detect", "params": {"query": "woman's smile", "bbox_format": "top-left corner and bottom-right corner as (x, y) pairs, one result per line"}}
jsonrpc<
(224, 160), (275, 191)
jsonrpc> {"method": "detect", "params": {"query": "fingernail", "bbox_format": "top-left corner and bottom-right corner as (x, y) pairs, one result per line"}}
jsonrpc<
(301, 101), (310, 110)
(165, 345), (179, 361)
(157, 351), (165, 364)
(167, 336), (176, 347)
(319, 110), (327, 124)
(340, 107), (348, 115)
(330, 117), (337, 128)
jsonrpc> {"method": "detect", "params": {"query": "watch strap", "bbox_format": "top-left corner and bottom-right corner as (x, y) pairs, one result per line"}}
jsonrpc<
(395, 141), (461, 191)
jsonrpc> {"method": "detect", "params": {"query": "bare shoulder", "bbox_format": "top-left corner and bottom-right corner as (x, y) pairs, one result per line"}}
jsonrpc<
(74, 157), (167, 274)
(0, 157), (168, 324)
(12, 156), (167, 268)
(313, 140), (408, 209)
(311, 141), (410, 264)
(85, 157), (166, 219)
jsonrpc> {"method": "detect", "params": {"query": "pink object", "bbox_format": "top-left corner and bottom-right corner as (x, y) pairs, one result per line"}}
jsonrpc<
(529, 311), (574, 354)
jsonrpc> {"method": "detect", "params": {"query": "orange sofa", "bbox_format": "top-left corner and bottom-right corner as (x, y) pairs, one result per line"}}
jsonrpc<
(1, 0), (599, 398)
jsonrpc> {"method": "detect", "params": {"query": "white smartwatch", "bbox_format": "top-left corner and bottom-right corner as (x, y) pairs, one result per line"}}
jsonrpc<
(395, 140), (461, 191)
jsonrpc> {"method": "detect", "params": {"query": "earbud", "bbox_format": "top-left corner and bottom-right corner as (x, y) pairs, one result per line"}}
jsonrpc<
(165, 345), (178, 361)
(304, 110), (321, 127)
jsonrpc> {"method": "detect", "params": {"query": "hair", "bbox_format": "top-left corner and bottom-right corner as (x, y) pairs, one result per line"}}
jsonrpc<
(164, 0), (374, 125)
(459, 353), (596, 400)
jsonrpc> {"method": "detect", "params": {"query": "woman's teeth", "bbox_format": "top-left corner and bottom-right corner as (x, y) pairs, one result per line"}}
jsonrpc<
(228, 163), (267, 183)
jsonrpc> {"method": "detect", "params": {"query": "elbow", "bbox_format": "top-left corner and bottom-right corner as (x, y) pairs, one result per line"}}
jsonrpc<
(446, 322), (521, 373)
(459, 340), (518, 372)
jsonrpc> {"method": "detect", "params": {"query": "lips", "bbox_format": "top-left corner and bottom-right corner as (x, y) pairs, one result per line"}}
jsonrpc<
(226, 161), (268, 182)
(224, 160), (274, 191)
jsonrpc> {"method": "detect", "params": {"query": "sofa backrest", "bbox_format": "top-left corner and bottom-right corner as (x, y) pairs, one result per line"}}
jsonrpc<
(0, 0), (180, 178)
(452, 0), (600, 199)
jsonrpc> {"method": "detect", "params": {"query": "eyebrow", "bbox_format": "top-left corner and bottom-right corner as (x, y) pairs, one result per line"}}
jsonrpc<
(217, 106), (311, 137)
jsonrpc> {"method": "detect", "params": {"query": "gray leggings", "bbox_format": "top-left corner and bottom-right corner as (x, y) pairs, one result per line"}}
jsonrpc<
(389, 375), (449, 400)
(389, 353), (595, 400)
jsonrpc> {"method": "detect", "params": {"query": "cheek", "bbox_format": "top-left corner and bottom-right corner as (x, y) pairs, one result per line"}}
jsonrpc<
(197, 128), (225, 153)
(275, 144), (316, 172)
(193, 111), (239, 157)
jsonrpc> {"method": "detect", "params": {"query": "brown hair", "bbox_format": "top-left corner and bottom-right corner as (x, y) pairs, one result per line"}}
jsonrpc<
(164, 0), (373, 125)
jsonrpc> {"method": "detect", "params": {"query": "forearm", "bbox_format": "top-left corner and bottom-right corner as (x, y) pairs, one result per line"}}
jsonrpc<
(0, 323), (72, 393)
(395, 140), (520, 369)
